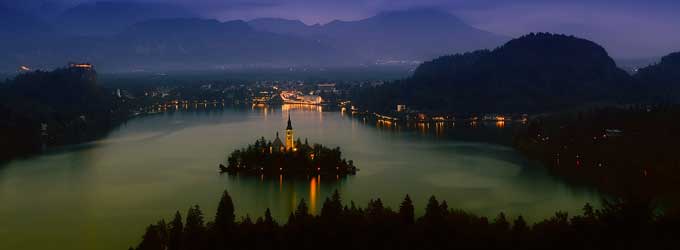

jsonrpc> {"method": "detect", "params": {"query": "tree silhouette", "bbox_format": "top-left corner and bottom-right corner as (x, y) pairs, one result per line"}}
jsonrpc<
(132, 190), (680, 250)
(215, 190), (235, 231)
(183, 205), (205, 250)
(399, 195), (415, 224)
(168, 211), (183, 250)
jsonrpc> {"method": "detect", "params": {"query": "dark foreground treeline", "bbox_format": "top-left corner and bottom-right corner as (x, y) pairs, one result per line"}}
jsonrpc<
(131, 190), (680, 250)
(514, 104), (680, 208)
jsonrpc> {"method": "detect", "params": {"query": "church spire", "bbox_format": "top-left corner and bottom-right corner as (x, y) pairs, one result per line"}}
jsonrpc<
(286, 113), (293, 130)
(285, 113), (294, 150)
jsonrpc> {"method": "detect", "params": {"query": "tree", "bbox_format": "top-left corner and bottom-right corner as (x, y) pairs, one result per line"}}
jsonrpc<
(399, 195), (415, 224)
(136, 221), (167, 250)
(424, 196), (443, 221)
(184, 205), (205, 250)
(513, 215), (528, 232)
(440, 201), (449, 216)
(215, 190), (235, 231)
(366, 198), (385, 218)
(321, 190), (343, 220)
(264, 208), (276, 227)
(494, 212), (510, 231)
(294, 199), (309, 220)
(168, 211), (183, 250)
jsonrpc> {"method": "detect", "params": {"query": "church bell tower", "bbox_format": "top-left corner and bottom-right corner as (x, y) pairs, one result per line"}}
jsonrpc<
(285, 113), (294, 150)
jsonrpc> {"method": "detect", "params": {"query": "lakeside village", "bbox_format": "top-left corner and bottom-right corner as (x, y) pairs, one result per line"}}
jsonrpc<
(109, 73), (530, 126)
(219, 114), (358, 176)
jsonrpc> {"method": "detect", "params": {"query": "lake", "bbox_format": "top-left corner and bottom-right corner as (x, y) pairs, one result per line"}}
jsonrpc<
(0, 104), (600, 250)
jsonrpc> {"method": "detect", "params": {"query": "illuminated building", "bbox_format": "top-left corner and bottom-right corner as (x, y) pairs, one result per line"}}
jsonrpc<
(285, 113), (295, 151)
(397, 104), (407, 112)
(18, 65), (31, 72)
(68, 63), (93, 69)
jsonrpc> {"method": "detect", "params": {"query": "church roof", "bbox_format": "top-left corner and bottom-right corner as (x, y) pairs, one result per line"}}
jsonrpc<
(286, 113), (293, 130)
(272, 132), (283, 148)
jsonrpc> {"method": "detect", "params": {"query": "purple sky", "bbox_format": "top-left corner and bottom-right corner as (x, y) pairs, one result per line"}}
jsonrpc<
(5, 0), (680, 59)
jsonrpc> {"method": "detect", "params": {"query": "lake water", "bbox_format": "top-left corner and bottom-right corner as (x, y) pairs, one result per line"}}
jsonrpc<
(0, 105), (600, 250)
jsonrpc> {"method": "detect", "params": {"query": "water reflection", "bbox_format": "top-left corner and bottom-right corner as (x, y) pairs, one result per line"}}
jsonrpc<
(496, 120), (506, 128)
(224, 173), (348, 217)
(281, 104), (323, 113)
(310, 176), (318, 214)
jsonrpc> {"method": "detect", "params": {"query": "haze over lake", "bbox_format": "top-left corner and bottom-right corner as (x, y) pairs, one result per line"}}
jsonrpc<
(0, 105), (600, 250)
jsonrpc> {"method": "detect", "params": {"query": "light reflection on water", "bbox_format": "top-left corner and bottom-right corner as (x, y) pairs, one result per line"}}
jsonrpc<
(0, 105), (600, 250)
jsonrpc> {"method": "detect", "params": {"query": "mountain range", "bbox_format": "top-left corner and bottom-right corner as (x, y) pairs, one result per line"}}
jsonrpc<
(247, 9), (506, 62)
(0, 2), (507, 72)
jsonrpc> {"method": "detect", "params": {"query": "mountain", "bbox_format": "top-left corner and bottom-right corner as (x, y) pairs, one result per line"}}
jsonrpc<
(248, 9), (508, 62)
(55, 1), (195, 36)
(353, 33), (637, 113)
(247, 18), (313, 36)
(0, 8), (506, 71)
(0, 17), (344, 71)
(635, 52), (680, 101)
(93, 18), (342, 70)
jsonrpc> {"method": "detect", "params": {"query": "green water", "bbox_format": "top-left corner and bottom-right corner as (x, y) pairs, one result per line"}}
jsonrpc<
(0, 105), (599, 250)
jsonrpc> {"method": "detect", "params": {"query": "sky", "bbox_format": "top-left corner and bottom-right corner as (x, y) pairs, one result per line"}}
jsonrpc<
(3, 0), (680, 59)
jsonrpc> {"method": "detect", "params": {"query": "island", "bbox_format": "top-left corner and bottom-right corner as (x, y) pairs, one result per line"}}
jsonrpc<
(219, 115), (357, 176)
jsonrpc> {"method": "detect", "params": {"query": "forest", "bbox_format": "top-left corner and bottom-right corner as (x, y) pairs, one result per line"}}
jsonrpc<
(131, 190), (680, 250)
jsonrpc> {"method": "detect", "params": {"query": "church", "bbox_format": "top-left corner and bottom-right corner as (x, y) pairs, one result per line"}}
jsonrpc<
(270, 114), (295, 152)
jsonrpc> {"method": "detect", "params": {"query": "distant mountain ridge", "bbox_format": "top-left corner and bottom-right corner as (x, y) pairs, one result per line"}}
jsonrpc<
(55, 1), (195, 36)
(0, 7), (508, 71)
(248, 9), (508, 61)
(100, 18), (340, 68)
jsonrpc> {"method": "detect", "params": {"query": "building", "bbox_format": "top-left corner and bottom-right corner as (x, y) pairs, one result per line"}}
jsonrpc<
(271, 132), (284, 152)
(69, 63), (93, 70)
(397, 104), (407, 112)
(18, 65), (31, 72)
(285, 114), (295, 150)
(317, 83), (336, 93)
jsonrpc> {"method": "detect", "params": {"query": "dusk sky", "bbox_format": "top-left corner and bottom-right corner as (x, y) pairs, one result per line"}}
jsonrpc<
(3, 0), (680, 58)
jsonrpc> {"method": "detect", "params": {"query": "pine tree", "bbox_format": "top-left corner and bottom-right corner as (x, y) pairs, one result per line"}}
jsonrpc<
(168, 211), (183, 250)
(513, 215), (528, 232)
(295, 199), (309, 219)
(183, 205), (205, 250)
(424, 196), (443, 221)
(264, 208), (276, 227)
(215, 190), (235, 231)
(399, 195), (415, 224)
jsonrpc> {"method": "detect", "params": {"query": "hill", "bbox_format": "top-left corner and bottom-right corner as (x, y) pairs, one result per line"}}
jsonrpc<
(634, 52), (680, 102)
(0, 65), (124, 161)
(353, 33), (637, 113)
